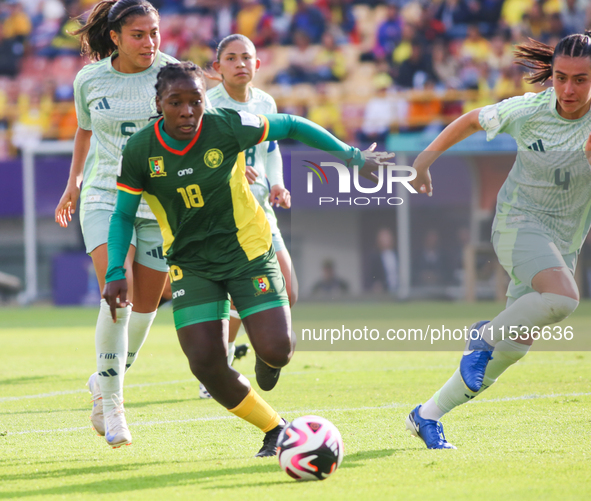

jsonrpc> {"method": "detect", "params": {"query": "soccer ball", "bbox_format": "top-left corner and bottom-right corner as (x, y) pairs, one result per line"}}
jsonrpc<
(277, 415), (344, 481)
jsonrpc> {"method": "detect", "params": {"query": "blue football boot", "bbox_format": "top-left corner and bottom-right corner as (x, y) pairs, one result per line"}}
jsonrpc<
(405, 405), (456, 449)
(460, 320), (493, 392)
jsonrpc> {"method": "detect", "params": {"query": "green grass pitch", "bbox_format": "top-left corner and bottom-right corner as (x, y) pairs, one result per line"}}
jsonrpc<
(1, 302), (590, 500)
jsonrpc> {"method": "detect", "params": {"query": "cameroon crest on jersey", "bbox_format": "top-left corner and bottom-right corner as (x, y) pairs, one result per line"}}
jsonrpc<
(253, 275), (274, 295)
(149, 156), (167, 177)
(204, 148), (223, 168)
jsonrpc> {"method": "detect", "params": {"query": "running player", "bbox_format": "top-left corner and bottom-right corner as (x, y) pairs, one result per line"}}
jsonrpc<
(102, 61), (388, 456)
(405, 32), (591, 449)
(54, 0), (176, 448)
(206, 34), (297, 397)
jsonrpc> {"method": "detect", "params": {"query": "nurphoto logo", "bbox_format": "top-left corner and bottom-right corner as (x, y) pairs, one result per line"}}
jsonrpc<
(303, 160), (417, 206)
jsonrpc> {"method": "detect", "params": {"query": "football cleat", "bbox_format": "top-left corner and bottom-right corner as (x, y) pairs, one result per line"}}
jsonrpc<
(87, 373), (105, 436)
(199, 382), (212, 399)
(255, 354), (281, 391)
(255, 419), (286, 457)
(234, 344), (249, 362)
(460, 320), (493, 392)
(405, 405), (456, 449)
(104, 395), (132, 448)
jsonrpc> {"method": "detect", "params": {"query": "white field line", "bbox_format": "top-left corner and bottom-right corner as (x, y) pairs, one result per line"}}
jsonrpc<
(0, 366), (459, 403)
(0, 379), (197, 403)
(1, 357), (581, 403)
(5, 391), (591, 436)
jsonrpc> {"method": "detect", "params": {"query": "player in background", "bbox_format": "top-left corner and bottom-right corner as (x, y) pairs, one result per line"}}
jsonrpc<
(204, 34), (298, 398)
(54, 0), (176, 448)
(405, 32), (591, 449)
(103, 62), (389, 456)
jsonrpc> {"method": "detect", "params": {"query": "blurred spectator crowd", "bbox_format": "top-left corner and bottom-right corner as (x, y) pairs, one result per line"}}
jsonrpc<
(1, 0), (590, 158)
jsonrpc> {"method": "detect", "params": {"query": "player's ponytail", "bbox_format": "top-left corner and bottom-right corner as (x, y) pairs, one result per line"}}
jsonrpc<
(515, 31), (591, 84)
(72, 0), (159, 62)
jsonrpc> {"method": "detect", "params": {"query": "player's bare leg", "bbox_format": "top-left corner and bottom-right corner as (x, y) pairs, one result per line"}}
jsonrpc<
(242, 305), (294, 391)
(177, 319), (286, 456)
(276, 249), (298, 307)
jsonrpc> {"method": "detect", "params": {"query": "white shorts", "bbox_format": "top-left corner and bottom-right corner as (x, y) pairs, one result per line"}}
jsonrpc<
(81, 208), (168, 272)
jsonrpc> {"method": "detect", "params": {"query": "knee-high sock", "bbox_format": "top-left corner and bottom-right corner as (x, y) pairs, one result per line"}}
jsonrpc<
(126, 310), (157, 371)
(228, 387), (281, 432)
(421, 291), (579, 419)
(96, 299), (130, 414)
(481, 292), (578, 346)
(420, 338), (531, 420)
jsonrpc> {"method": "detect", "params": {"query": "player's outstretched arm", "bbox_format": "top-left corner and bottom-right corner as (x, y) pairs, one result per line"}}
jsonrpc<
(103, 190), (139, 321)
(263, 114), (395, 184)
(412, 108), (483, 196)
(55, 128), (92, 227)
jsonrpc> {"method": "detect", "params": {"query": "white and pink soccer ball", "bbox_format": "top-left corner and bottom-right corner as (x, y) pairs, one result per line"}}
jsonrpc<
(277, 415), (344, 481)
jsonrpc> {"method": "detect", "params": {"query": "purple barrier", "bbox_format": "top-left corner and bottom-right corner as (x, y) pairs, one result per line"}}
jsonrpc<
(0, 156), (72, 217)
(52, 251), (100, 306)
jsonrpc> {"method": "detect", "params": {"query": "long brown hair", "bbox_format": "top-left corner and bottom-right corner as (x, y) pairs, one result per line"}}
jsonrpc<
(515, 31), (591, 84)
(71, 0), (159, 62)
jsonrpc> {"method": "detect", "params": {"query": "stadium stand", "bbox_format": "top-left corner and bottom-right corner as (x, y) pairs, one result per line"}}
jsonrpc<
(1, 0), (580, 156)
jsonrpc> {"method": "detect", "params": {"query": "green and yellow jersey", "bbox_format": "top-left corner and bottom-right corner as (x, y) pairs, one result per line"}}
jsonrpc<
(106, 109), (364, 283)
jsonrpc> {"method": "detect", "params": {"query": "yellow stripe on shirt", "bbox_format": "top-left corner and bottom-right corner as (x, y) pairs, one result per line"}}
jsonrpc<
(141, 192), (175, 255)
(229, 152), (272, 260)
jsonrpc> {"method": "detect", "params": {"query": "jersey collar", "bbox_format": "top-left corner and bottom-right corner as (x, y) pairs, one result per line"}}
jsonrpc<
(154, 116), (202, 155)
(218, 83), (253, 106)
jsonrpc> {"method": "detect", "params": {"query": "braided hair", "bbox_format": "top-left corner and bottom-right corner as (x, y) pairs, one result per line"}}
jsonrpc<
(72, 0), (159, 62)
(155, 62), (206, 99)
(515, 31), (591, 84)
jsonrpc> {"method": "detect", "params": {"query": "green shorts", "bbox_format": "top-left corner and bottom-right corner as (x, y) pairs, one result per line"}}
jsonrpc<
(80, 209), (168, 272)
(493, 229), (578, 301)
(170, 250), (289, 329)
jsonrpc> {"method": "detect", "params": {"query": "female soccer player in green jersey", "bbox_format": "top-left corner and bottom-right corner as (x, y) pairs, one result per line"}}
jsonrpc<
(103, 61), (389, 456)
(54, 0), (177, 448)
(205, 34), (297, 395)
(405, 32), (591, 449)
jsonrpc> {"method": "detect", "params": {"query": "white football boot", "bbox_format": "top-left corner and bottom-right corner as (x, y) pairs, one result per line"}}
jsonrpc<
(87, 373), (105, 436)
(104, 395), (132, 448)
(199, 382), (212, 399)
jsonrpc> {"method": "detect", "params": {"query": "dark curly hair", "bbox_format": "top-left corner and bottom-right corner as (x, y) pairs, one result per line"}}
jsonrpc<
(155, 62), (206, 98)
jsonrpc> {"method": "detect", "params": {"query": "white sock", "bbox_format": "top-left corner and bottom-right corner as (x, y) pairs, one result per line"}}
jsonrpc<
(484, 338), (531, 381)
(481, 292), (578, 346)
(126, 310), (157, 371)
(96, 299), (130, 414)
(227, 341), (236, 366)
(421, 338), (531, 420)
(419, 397), (446, 421)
